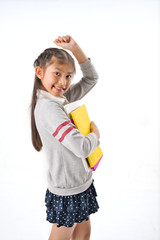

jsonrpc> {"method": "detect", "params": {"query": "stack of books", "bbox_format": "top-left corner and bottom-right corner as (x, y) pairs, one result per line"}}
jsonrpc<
(65, 102), (103, 171)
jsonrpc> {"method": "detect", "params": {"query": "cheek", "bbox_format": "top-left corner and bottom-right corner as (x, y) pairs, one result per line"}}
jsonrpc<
(66, 80), (71, 88)
(43, 74), (55, 85)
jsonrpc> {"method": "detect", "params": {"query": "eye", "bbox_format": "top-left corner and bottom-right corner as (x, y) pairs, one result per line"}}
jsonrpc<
(55, 72), (60, 76)
(66, 75), (72, 79)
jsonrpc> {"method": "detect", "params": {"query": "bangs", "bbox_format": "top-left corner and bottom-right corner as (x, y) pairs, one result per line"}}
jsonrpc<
(47, 56), (76, 73)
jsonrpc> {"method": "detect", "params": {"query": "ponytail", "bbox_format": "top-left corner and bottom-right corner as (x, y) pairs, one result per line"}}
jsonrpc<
(30, 75), (43, 151)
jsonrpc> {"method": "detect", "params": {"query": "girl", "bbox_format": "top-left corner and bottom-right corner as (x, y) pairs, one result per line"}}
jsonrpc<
(31, 35), (100, 240)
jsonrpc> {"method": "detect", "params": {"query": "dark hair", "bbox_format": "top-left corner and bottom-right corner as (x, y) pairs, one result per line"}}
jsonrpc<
(30, 48), (76, 152)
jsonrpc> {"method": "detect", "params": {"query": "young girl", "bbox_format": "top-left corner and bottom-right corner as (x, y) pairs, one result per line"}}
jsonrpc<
(31, 35), (100, 240)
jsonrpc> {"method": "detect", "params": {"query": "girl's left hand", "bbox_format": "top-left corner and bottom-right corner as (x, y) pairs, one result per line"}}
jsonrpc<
(53, 35), (78, 52)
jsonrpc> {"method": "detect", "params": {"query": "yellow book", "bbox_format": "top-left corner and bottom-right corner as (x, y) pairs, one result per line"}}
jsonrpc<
(70, 104), (103, 171)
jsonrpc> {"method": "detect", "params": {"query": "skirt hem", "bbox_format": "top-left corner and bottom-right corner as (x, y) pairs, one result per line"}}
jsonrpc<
(46, 208), (99, 228)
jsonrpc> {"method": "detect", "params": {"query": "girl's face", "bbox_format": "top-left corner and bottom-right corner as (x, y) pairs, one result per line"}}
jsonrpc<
(35, 59), (74, 97)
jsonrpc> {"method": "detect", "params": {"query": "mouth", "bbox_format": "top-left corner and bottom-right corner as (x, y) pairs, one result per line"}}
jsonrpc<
(52, 85), (66, 92)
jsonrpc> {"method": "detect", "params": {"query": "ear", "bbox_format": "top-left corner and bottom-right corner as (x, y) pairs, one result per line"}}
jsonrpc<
(35, 66), (44, 79)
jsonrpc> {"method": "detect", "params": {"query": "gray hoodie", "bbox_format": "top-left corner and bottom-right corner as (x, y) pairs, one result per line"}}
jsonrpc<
(34, 59), (100, 196)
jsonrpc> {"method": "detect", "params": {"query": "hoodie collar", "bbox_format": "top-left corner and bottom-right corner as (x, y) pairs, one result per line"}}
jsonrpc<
(36, 89), (69, 105)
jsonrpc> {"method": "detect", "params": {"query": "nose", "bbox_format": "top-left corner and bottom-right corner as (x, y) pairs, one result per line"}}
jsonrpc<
(58, 76), (66, 87)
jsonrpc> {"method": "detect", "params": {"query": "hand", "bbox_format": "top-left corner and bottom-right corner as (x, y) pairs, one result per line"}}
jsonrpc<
(90, 121), (100, 139)
(53, 35), (88, 64)
(53, 35), (78, 52)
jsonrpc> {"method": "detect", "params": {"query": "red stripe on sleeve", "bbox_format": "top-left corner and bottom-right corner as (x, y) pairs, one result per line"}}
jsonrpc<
(52, 120), (71, 137)
(59, 126), (76, 143)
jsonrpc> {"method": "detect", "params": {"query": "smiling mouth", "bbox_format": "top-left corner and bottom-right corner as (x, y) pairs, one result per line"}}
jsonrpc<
(52, 85), (66, 92)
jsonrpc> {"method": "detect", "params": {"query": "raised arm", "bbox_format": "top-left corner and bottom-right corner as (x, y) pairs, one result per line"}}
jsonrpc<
(53, 35), (99, 102)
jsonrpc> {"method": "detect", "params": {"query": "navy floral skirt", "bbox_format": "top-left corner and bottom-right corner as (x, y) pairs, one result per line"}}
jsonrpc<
(45, 180), (99, 228)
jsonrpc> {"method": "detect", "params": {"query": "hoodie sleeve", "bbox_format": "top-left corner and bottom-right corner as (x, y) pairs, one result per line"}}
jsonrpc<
(64, 58), (99, 103)
(39, 101), (100, 158)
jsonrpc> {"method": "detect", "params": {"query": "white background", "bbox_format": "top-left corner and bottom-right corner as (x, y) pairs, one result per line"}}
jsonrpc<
(0, 0), (159, 239)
